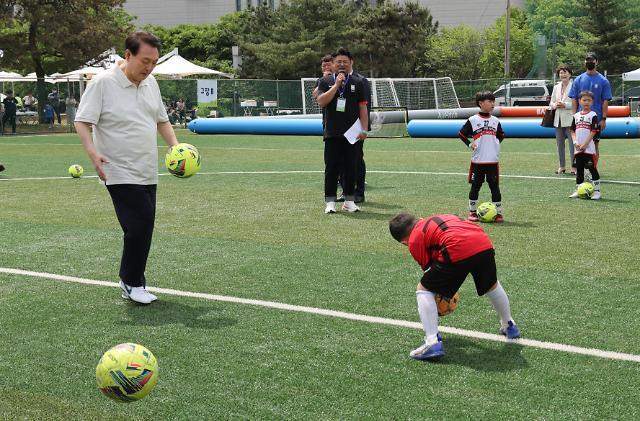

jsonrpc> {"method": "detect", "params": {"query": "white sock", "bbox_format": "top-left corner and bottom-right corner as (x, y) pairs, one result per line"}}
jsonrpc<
(493, 201), (503, 215)
(416, 290), (439, 344)
(469, 199), (478, 212)
(485, 281), (513, 328)
(593, 179), (601, 191)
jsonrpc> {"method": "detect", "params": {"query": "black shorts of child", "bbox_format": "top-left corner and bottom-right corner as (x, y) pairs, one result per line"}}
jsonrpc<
(468, 163), (499, 185)
(419, 248), (497, 298)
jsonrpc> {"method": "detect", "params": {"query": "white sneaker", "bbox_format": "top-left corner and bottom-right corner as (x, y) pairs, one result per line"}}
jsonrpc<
(144, 288), (158, 302)
(569, 191), (579, 198)
(591, 191), (601, 200)
(325, 201), (336, 214)
(342, 200), (360, 212)
(120, 281), (155, 304)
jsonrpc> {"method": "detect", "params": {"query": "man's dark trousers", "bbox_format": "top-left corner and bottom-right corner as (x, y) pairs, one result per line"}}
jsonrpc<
(107, 184), (157, 287)
(324, 136), (358, 200)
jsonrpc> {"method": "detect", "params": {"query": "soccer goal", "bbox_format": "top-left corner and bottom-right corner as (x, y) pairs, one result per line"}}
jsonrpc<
(368, 107), (409, 138)
(301, 77), (460, 115)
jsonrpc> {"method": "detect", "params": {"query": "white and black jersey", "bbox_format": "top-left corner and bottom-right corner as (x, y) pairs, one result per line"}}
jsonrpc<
(458, 113), (505, 164)
(570, 111), (599, 155)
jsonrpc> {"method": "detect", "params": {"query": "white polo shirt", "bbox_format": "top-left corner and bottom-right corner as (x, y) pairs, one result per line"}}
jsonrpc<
(75, 65), (169, 185)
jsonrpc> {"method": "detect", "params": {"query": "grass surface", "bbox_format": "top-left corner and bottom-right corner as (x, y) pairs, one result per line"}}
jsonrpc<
(0, 131), (639, 419)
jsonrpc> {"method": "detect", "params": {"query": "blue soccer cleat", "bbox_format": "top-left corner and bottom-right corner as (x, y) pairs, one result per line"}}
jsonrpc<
(409, 335), (445, 361)
(500, 320), (521, 339)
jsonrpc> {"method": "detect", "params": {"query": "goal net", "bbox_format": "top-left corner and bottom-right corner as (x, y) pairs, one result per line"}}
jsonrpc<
(368, 107), (409, 138)
(301, 77), (460, 115)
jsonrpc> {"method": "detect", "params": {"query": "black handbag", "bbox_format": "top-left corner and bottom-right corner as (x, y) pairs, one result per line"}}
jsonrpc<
(541, 108), (556, 127)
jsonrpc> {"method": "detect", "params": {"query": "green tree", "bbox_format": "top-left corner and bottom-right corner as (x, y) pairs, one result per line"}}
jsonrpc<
(0, 0), (133, 121)
(583, 0), (640, 74)
(236, 0), (355, 79)
(418, 25), (483, 80)
(234, 0), (437, 79)
(525, 0), (640, 75)
(352, 1), (438, 77)
(479, 8), (535, 79)
(145, 13), (242, 76)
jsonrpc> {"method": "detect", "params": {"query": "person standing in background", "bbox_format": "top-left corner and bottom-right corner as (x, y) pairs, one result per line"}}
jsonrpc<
(48, 88), (62, 125)
(569, 52), (612, 166)
(316, 47), (369, 214)
(550, 65), (575, 175)
(1, 90), (18, 134)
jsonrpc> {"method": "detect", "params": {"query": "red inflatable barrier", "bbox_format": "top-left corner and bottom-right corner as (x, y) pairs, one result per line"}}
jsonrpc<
(499, 106), (630, 118)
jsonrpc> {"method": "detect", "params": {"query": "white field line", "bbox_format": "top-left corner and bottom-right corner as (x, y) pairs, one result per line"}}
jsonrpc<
(1, 267), (639, 364)
(1, 169), (639, 185)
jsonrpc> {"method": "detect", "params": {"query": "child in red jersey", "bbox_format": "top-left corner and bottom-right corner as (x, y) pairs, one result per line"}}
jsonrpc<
(389, 213), (521, 361)
(458, 91), (505, 222)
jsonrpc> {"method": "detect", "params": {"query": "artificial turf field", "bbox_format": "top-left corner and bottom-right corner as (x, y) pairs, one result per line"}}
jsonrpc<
(0, 131), (639, 420)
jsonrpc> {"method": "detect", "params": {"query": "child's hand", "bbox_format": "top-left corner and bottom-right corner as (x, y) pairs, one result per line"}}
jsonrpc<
(470, 142), (478, 151)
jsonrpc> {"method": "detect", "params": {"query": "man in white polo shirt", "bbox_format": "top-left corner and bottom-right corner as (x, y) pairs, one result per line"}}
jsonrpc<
(75, 31), (179, 304)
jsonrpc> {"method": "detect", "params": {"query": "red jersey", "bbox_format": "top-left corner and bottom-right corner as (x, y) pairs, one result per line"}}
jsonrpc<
(408, 214), (493, 270)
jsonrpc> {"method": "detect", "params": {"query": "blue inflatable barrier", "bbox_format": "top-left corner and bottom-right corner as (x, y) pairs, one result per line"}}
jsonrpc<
(188, 118), (323, 136)
(407, 118), (640, 139)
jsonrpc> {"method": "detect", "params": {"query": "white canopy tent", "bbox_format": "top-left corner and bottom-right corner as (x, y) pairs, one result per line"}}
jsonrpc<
(59, 54), (123, 78)
(622, 68), (640, 81)
(152, 55), (233, 79)
(0, 71), (26, 82)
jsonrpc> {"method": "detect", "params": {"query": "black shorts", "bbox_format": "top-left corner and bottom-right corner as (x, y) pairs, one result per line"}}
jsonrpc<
(468, 163), (499, 185)
(420, 248), (497, 298)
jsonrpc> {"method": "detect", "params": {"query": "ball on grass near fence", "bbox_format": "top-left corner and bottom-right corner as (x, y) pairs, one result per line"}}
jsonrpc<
(68, 164), (83, 178)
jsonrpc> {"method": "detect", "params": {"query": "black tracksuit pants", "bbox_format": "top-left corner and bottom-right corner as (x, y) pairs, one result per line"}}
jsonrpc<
(324, 136), (358, 201)
(106, 184), (157, 287)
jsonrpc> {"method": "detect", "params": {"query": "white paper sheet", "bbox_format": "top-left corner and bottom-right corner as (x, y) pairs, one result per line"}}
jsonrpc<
(343, 118), (362, 145)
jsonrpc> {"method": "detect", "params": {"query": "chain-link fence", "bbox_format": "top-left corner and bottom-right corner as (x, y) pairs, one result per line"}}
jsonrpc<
(2, 74), (639, 135)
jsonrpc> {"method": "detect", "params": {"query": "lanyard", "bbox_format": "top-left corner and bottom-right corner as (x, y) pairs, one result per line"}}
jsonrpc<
(333, 73), (350, 97)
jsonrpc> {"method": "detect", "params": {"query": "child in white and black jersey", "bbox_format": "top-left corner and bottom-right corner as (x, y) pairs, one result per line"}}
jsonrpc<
(459, 91), (505, 222)
(569, 90), (601, 200)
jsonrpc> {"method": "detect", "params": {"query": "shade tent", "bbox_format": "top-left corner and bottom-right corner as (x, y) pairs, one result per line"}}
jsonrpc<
(0, 71), (26, 82)
(152, 55), (233, 78)
(622, 68), (640, 81)
(59, 54), (124, 78)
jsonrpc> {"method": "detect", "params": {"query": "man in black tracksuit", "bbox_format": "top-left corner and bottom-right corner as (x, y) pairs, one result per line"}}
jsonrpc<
(316, 47), (369, 214)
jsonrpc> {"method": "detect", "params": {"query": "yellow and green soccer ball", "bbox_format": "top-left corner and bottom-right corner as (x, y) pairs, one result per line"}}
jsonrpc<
(68, 164), (83, 178)
(96, 343), (159, 403)
(165, 143), (201, 178)
(477, 202), (498, 223)
(577, 182), (594, 199)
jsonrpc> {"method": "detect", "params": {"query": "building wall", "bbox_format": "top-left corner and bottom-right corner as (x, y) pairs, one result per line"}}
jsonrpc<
(420, 0), (524, 30)
(124, 0), (522, 29)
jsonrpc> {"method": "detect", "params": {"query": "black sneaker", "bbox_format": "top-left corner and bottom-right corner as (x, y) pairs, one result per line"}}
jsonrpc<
(355, 196), (365, 203)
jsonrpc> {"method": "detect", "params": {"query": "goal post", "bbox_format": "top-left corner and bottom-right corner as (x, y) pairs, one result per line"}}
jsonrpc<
(368, 106), (409, 138)
(301, 77), (460, 115)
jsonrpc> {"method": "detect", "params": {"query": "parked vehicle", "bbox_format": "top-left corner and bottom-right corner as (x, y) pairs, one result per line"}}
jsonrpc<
(493, 80), (553, 106)
(610, 86), (640, 106)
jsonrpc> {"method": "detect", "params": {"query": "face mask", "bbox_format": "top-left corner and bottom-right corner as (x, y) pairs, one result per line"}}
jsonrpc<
(586, 62), (596, 70)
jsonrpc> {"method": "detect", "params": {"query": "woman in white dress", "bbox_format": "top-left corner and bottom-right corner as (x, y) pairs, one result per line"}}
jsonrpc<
(549, 65), (575, 174)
